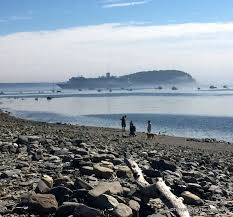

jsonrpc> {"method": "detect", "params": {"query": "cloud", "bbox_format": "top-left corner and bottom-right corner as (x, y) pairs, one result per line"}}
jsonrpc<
(102, 0), (151, 8)
(0, 22), (233, 83)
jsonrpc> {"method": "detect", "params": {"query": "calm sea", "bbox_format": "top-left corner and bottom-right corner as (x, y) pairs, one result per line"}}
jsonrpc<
(0, 83), (233, 142)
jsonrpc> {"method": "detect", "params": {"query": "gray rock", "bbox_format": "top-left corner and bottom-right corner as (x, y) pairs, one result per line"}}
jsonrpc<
(73, 203), (101, 217)
(27, 193), (58, 214)
(55, 202), (80, 217)
(95, 194), (119, 209)
(113, 203), (133, 217)
(116, 166), (132, 178)
(76, 148), (89, 155)
(1, 169), (21, 178)
(151, 159), (177, 172)
(147, 214), (166, 217)
(80, 166), (94, 175)
(228, 165), (233, 172)
(88, 181), (124, 198)
(17, 135), (29, 144)
(75, 177), (93, 190)
(143, 168), (161, 178)
(35, 180), (51, 194)
(49, 186), (73, 205)
(93, 163), (114, 179)
(128, 200), (140, 216)
(92, 154), (115, 163)
(181, 191), (204, 206)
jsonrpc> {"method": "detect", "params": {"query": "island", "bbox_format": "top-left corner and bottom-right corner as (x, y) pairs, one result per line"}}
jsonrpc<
(57, 70), (196, 89)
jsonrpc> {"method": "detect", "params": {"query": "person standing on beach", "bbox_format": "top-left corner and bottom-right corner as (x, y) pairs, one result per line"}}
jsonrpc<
(121, 115), (126, 131)
(129, 121), (136, 136)
(147, 120), (152, 133)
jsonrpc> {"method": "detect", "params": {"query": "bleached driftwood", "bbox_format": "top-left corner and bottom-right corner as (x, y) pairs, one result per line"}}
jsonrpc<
(125, 158), (190, 217)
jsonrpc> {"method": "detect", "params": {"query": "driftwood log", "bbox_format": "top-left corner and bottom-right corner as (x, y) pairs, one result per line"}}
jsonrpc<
(125, 158), (190, 217)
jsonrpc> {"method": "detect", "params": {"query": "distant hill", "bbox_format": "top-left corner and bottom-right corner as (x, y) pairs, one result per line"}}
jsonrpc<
(120, 70), (195, 85)
(57, 70), (196, 89)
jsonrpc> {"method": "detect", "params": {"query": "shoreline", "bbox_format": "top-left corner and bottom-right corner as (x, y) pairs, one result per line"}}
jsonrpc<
(2, 109), (233, 151)
(0, 110), (233, 216)
(0, 108), (233, 144)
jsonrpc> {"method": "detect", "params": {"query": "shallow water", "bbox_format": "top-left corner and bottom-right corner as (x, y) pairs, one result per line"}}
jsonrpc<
(0, 83), (233, 141)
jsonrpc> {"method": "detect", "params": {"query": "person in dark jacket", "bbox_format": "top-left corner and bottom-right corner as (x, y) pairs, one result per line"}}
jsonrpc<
(129, 121), (136, 136)
(147, 120), (151, 133)
(121, 115), (127, 131)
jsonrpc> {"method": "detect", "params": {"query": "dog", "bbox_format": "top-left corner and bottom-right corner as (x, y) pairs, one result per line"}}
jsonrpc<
(146, 133), (155, 139)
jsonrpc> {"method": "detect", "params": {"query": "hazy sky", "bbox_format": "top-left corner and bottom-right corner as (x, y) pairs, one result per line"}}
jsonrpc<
(0, 0), (233, 83)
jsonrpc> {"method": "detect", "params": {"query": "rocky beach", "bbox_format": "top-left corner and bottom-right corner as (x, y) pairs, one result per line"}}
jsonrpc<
(0, 110), (232, 217)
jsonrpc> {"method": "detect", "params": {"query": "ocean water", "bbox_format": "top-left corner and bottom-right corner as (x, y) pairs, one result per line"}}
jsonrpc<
(0, 83), (233, 141)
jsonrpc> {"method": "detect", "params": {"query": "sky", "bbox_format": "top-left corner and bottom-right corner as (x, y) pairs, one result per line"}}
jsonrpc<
(0, 0), (233, 83)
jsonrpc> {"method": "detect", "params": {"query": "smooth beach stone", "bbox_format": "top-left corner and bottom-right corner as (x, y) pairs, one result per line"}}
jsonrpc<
(228, 165), (233, 172)
(41, 174), (53, 188)
(95, 194), (119, 209)
(93, 163), (114, 179)
(116, 165), (132, 178)
(88, 181), (124, 198)
(74, 177), (93, 190)
(113, 203), (133, 217)
(143, 168), (161, 178)
(147, 214), (166, 217)
(16, 135), (29, 144)
(27, 193), (58, 214)
(49, 186), (73, 205)
(92, 154), (115, 163)
(80, 166), (94, 175)
(78, 142), (89, 148)
(55, 202), (81, 217)
(181, 191), (204, 206)
(112, 158), (124, 165)
(1, 169), (21, 178)
(35, 179), (51, 194)
(54, 175), (72, 186)
(73, 204), (101, 217)
(27, 135), (41, 143)
(128, 200), (140, 216)
(151, 159), (177, 172)
(76, 148), (89, 156)
(32, 149), (43, 161)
